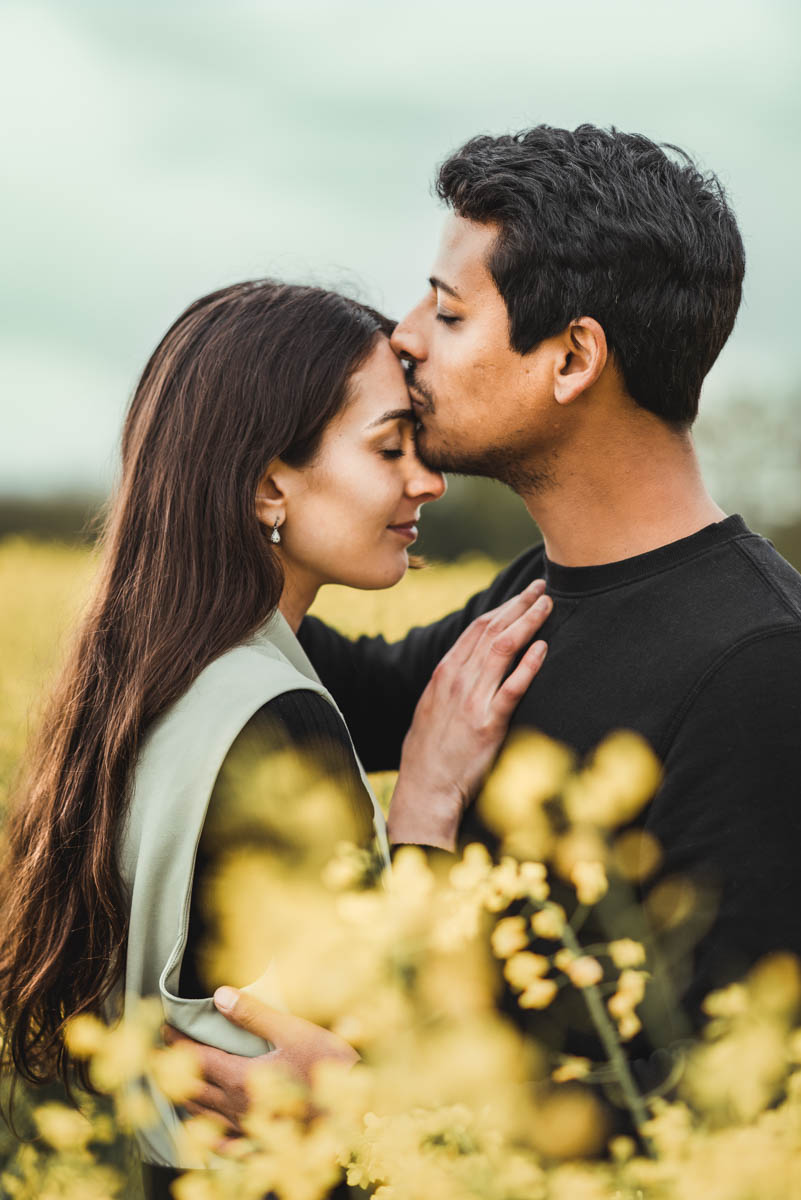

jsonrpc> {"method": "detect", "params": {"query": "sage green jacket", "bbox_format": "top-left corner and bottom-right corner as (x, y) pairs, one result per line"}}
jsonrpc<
(115, 609), (389, 1167)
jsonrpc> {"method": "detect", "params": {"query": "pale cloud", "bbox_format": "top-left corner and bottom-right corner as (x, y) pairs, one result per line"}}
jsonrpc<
(0, 0), (799, 514)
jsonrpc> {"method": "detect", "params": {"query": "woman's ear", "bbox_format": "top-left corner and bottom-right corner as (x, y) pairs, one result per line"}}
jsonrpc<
(553, 317), (608, 406)
(255, 459), (289, 531)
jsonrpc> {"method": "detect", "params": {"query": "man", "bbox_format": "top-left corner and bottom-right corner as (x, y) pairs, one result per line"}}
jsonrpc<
(179, 124), (801, 1125)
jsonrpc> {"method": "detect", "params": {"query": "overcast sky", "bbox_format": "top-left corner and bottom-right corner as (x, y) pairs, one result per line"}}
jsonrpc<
(2, 0), (800, 518)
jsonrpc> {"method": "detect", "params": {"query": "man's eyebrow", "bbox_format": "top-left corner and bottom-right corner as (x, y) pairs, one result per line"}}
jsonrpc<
(367, 408), (417, 429)
(429, 275), (461, 299)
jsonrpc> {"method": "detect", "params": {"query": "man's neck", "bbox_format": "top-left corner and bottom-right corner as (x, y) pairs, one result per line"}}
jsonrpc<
(520, 419), (727, 568)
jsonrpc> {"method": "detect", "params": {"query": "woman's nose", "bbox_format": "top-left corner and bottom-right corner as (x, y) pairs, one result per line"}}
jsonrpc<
(391, 308), (427, 364)
(407, 465), (446, 502)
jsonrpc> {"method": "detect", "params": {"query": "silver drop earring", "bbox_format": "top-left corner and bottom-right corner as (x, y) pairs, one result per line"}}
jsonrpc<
(270, 518), (281, 545)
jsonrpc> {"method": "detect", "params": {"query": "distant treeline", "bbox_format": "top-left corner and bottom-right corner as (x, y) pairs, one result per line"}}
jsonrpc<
(0, 495), (104, 545)
(3, 485), (801, 572)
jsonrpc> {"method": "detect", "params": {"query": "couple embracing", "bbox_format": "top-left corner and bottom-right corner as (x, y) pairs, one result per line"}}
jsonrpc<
(4, 124), (801, 1192)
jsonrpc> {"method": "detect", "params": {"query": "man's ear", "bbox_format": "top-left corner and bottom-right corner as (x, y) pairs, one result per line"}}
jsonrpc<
(255, 459), (289, 531)
(553, 317), (608, 406)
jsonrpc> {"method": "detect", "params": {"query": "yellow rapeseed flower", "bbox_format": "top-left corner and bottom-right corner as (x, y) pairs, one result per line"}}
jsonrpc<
(33, 1103), (93, 1153)
(518, 860), (550, 902)
(564, 956), (604, 989)
(552, 1057), (592, 1083)
(504, 952), (551, 990)
(531, 904), (566, 940)
(478, 731), (572, 860)
(702, 982), (750, 1019)
(563, 731), (662, 829)
(518, 978), (559, 1009)
(616, 1012), (642, 1041)
(608, 938), (646, 968)
(570, 860), (609, 906)
(63, 1013), (108, 1059)
(148, 1042), (203, 1105)
(491, 916), (530, 959)
(449, 842), (492, 890)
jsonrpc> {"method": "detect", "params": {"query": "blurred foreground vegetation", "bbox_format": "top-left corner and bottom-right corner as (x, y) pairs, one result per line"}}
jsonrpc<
(3, 536), (801, 1199)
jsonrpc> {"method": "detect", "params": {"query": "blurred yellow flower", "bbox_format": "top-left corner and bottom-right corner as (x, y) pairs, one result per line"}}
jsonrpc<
(608, 938), (646, 968)
(448, 842), (492, 890)
(387, 845), (434, 901)
(519, 978), (559, 1009)
(563, 731), (662, 829)
(608, 1134), (636, 1162)
(33, 1103), (93, 1152)
(483, 856), (549, 911)
(702, 982), (750, 1019)
(618, 969), (648, 1002)
(175, 1113), (229, 1166)
(115, 1089), (159, 1130)
(547, 1164), (611, 1200)
(531, 904), (566, 940)
(552, 1057), (592, 1083)
(616, 1011), (642, 1041)
(611, 828), (662, 882)
(553, 826), (607, 880)
(148, 1042), (203, 1105)
(321, 841), (373, 891)
(570, 860), (609, 906)
(504, 951), (551, 990)
(491, 915), (530, 958)
(479, 732), (572, 860)
(89, 1019), (156, 1091)
(608, 970), (648, 1019)
(565, 956), (604, 989)
(518, 860), (550, 902)
(63, 1012), (108, 1059)
(530, 1090), (608, 1161)
(641, 1099), (692, 1158)
(683, 1019), (788, 1122)
(747, 952), (801, 1020)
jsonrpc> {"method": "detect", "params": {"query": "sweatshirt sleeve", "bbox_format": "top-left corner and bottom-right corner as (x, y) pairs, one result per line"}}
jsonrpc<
(641, 626), (801, 1026)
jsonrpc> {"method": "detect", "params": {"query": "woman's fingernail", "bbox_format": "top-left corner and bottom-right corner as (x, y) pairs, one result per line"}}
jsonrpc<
(214, 986), (239, 1014)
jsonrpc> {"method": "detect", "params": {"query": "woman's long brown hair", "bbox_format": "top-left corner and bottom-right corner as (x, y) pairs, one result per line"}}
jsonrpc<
(0, 281), (393, 1091)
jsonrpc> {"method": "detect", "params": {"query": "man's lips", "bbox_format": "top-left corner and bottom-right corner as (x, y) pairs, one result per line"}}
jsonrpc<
(408, 385), (433, 414)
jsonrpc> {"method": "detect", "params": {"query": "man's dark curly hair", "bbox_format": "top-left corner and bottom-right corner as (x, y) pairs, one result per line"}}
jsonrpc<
(437, 125), (745, 427)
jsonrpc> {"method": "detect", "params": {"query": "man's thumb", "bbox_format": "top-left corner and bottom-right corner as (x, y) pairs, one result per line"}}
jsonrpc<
(213, 985), (305, 1046)
(213, 985), (242, 1017)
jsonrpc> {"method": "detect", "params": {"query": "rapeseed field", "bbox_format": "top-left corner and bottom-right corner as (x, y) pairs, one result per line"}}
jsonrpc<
(0, 536), (497, 816)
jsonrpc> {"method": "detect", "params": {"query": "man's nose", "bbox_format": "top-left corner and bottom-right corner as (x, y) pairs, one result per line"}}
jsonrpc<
(391, 310), (427, 363)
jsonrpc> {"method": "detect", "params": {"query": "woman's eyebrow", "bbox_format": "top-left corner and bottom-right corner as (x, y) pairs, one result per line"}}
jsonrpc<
(367, 408), (416, 429)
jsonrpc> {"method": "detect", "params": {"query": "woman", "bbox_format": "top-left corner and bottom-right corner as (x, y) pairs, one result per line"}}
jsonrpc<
(0, 281), (550, 1182)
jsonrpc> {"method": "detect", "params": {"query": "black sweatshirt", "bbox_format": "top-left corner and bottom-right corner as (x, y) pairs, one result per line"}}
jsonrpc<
(298, 515), (801, 1076)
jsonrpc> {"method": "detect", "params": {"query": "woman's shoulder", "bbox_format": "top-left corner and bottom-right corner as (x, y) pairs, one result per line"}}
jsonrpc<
(122, 628), (334, 868)
(147, 624), (328, 755)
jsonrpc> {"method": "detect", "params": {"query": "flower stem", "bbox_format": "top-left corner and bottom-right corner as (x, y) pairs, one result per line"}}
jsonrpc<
(560, 921), (655, 1156)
